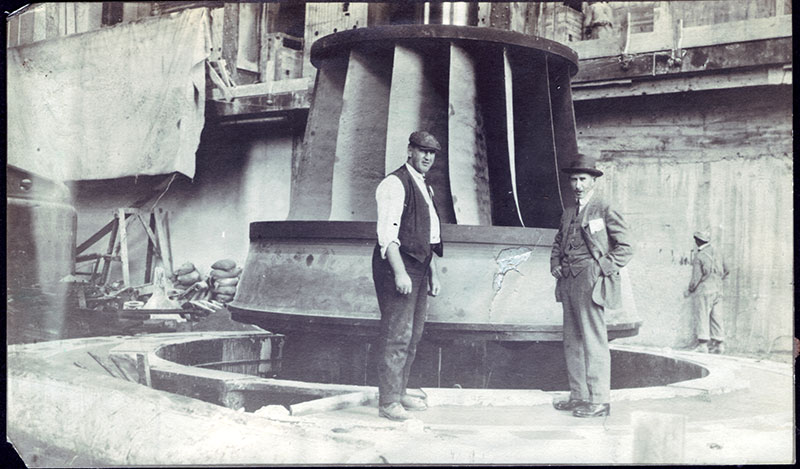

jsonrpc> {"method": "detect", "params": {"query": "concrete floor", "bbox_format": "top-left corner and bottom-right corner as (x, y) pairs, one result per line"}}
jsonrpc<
(6, 321), (795, 466)
(263, 348), (795, 464)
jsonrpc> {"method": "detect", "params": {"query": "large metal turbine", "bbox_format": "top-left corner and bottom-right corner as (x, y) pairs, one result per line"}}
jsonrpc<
(231, 25), (639, 347)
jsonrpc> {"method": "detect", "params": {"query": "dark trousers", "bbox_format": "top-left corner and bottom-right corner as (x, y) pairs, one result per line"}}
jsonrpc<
(372, 246), (430, 406)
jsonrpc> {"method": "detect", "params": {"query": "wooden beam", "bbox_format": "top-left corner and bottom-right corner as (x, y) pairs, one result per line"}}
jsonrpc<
(209, 77), (312, 101)
(573, 66), (792, 101)
(574, 37), (792, 84)
(118, 208), (131, 287)
(76, 175), (176, 254)
(221, 3), (240, 85)
(289, 391), (375, 416)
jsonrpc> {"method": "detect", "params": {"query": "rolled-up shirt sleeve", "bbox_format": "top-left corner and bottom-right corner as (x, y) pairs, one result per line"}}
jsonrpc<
(375, 175), (405, 259)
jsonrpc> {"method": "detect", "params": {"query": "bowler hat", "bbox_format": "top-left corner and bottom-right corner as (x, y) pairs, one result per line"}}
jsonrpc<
(561, 153), (603, 177)
(693, 230), (711, 243)
(409, 131), (441, 152)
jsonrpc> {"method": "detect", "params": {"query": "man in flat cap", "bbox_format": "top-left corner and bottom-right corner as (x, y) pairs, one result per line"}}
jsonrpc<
(550, 153), (633, 418)
(372, 130), (443, 421)
(684, 230), (729, 353)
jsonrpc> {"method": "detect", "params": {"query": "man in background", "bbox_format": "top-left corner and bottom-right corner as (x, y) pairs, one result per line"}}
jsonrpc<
(685, 230), (729, 354)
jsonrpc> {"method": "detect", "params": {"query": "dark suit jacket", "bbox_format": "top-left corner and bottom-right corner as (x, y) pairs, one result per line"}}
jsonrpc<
(550, 194), (634, 309)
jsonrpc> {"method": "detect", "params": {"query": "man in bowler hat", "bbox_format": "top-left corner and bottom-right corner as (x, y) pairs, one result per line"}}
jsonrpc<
(550, 154), (633, 417)
(684, 230), (729, 353)
(373, 131), (443, 421)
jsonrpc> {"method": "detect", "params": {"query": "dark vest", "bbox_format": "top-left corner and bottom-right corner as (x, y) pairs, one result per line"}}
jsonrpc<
(390, 165), (443, 263)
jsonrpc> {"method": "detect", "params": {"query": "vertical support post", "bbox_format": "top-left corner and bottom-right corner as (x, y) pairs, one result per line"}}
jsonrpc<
(117, 208), (130, 288)
(136, 353), (152, 387)
(154, 208), (173, 277)
(144, 212), (156, 283)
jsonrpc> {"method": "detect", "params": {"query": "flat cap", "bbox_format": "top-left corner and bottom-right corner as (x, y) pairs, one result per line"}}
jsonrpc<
(409, 131), (441, 152)
(693, 230), (711, 243)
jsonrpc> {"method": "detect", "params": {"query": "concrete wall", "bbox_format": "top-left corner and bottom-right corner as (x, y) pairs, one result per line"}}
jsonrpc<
(74, 85), (792, 355)
(73, 123), (297, 283)
(574, 85), (793, 353)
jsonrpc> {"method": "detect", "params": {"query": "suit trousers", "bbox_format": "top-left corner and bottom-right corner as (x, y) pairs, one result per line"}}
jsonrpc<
(695, 292), (724, 342)
(560, 261), (611, 404)
(372, 247), (430, 406)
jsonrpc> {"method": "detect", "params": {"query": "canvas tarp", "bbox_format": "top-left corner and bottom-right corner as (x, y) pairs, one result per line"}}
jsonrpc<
(7, 8), (210, 181)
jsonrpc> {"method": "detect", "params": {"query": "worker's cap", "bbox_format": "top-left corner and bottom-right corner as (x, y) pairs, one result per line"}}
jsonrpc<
(561, 153), (603, 177)
(693, 230), (711, 243)
(408, 131), (441, 152)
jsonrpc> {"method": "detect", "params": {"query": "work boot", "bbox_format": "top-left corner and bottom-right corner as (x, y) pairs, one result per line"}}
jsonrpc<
(710, 340), (725, 354)
(553, 398), (589, 411)
(573, 403), (610, 418)
(379, 402), (411, 421)
(693, 342), (709, 353)
(401, 394), (428, 411)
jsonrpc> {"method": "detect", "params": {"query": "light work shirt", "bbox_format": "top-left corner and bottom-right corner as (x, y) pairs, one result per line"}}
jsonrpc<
(375, 163), (441, 259)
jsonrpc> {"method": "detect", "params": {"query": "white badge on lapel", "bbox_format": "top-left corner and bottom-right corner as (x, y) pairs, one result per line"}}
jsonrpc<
(588, 218), (605, 233)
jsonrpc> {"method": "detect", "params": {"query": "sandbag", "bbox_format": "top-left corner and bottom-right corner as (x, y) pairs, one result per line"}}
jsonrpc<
(176, 270), (201, 285)
(214, 285), (237, 295)
(211, 259), (237, 271)
(214, 277), (239, 287)
(215, 294), (234, 303)
(210, 267), (242, 279)
(174, 262), (196, 276)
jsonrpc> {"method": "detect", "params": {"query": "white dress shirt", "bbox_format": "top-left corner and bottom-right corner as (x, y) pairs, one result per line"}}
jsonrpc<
(577, 190), (595, 214)
(375, 163), (441, 259)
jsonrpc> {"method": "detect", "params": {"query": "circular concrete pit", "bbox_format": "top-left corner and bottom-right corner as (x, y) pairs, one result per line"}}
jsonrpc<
(6, 331), (793, 465)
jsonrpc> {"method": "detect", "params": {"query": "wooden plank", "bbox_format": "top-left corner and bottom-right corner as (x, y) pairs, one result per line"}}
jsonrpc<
(209, 77), (312, 100)
(145, 213), (156, 284)
(681, 14), (791, 49)
(209, 7), (225, 61)
(329, 49), (391, 221)
(154, 209), (174, 277)
(118, 209), (131, 288)
(574, 37), (792, 84)
(100, 217), (120, 285)
(573, 66), (790, 101)
(207, 63), (233, 102)
(448, 43), (491, 226)
(221, 3), (240, 85)
(289, 391), (374, 416)
(287, 56), (347, 220)
(236, 2), (260, 73)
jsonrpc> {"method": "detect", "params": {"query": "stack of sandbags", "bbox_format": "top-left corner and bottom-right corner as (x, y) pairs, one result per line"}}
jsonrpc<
(173, 262), (202, 288)
(209, 259), (242, 304)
